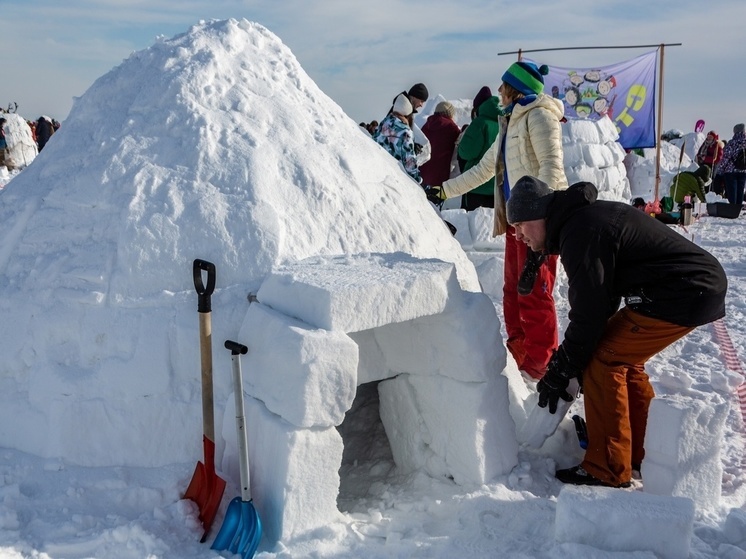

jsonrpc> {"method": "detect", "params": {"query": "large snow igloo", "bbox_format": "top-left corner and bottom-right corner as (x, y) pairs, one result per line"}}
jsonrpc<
(221, 253), (517, 542)
(0, 18), (518, 545)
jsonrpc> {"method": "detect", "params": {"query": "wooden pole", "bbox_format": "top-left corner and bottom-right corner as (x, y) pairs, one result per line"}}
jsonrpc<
(654, 43), (665, 204)
(498, 43), (682, 56)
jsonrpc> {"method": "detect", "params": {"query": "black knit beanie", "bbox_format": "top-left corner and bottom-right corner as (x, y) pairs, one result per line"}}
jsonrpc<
(506, 176), (555, 224)
(473, 86), (492, 110)
(408, 83), (429, 102)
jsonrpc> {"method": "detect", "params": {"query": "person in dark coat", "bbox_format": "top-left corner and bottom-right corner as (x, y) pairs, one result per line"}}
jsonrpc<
(506, 176), (727, 488)
(718, 123), (746, 205)
(36, 116), (54, 151)
(419, 101), (461, 187)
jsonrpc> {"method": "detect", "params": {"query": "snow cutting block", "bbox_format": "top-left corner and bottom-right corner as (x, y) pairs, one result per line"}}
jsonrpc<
(555, 485), (695, 559)
(255, 253), (459, 332)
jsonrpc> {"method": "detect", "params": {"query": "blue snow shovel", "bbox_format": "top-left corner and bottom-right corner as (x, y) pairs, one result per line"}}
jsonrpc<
(211, 340), (262, 559)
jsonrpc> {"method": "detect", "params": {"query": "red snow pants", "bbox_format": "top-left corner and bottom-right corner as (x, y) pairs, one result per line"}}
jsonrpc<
(581, 307), (694, 487)
(503, 226), (558, 379)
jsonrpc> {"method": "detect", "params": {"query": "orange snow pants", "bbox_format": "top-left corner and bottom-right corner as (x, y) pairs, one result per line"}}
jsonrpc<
(504, 227), (558, 379)
(581, 307), (694, 487)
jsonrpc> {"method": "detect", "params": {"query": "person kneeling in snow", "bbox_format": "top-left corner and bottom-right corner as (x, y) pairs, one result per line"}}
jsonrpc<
(669, 164), (710, 205)
(506, 176), (727, 488)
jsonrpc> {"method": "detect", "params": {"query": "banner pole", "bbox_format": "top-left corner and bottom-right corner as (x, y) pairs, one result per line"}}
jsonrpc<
(654, 44), (665, 204)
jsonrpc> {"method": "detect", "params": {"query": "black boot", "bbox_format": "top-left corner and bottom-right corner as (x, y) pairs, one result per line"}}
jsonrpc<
(517, 250), (546, 296)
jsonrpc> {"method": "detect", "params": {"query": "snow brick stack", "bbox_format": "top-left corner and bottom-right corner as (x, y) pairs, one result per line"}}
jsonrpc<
(562, 116), (630, 201)
(642, 393), (730, 509)
(227, 253), (518, 541)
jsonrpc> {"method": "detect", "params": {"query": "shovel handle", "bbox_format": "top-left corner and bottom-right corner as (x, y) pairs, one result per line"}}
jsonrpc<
(225, 340), (248, 355)
(194, 259), (216, 444)
(226, 340), (252, 501)
(193, 259), (216, 313)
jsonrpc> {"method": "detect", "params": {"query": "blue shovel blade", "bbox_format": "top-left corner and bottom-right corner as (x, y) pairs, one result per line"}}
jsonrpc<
(211, 496), (262, 559)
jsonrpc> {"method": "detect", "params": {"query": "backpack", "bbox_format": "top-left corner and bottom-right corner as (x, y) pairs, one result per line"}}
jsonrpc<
(735, 147), (746, 171)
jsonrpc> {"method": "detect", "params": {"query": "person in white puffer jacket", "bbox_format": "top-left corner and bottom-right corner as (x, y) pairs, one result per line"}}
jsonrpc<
(427, 61), (568, 380)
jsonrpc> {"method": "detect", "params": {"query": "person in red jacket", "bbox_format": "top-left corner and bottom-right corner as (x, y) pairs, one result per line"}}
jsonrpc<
(696, 130), (723, 172)
(419, 102), (461, 187)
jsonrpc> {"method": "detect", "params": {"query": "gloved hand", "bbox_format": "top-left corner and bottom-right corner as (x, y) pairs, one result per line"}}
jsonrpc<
(537, 348), (578, 414)
(425, 185), (447, 205)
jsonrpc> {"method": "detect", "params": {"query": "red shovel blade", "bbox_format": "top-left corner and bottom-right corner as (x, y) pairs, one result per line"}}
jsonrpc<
(184, 437), (226, 542)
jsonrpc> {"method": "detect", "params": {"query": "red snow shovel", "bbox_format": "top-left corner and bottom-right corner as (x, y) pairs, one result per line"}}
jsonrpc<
(184, 259), (226, 542)
(211, 340), (262, 558)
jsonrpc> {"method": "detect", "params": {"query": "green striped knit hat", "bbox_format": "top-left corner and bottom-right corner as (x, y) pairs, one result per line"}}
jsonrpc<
(501, 61), (549, 96)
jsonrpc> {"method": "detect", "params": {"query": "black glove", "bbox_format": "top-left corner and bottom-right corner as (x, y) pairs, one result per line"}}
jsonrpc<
(517, 250), (547, 296)
(425, 185), (447, 205)
(537, 348), (578, 414)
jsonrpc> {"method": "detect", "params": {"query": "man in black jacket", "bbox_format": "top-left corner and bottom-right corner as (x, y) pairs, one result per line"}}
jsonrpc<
(506, 176), (727, 488)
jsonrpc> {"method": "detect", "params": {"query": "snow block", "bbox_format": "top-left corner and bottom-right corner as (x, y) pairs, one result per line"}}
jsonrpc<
(555, 485), (695, 559)
(724, 507), (746, 547)
(582, 143), (615, 168)
(378, 371), (517, 484)
(221, 395), (345, 543)
(595, 114), (621, 143)
(256, 253), (459, 332)
(517, 378), (579, 449)
(1, 113), (38, 169)
(238, 302), (358, 428)
(369, 291), (505, 383)
(466, 252), (504, 300)
(562, 119), (602, 145)
(642, 394), (729, 509)
(439, 208), (473, 250)
(469, 207), (504, 251)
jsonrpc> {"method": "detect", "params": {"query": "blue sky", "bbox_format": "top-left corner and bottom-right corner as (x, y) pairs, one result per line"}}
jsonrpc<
(2, 0), (744, 139)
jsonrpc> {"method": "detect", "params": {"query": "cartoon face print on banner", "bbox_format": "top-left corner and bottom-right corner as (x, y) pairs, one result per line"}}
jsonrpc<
(557, 69), (617, 120)
(533, 50), (658, 150)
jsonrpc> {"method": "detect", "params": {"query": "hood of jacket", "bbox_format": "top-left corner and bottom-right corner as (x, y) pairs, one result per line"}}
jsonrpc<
(476, 96), (502, 122)
(545, 181), (598, 254)
(510, 93), (565, 122)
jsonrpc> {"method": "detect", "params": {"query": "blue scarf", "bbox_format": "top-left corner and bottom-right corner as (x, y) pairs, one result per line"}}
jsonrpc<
(503, 94), (538, 116)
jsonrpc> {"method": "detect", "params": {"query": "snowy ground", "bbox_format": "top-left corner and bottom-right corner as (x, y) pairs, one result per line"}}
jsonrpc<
(0, 212), (743, 559)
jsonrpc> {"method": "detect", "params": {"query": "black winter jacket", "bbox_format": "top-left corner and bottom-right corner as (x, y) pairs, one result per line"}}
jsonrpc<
(545, 182), (727, 371)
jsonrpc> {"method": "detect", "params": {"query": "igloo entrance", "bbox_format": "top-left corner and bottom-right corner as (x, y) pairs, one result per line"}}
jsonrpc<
(336, 380), (395, 511)
(223, 253), (518, 542)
